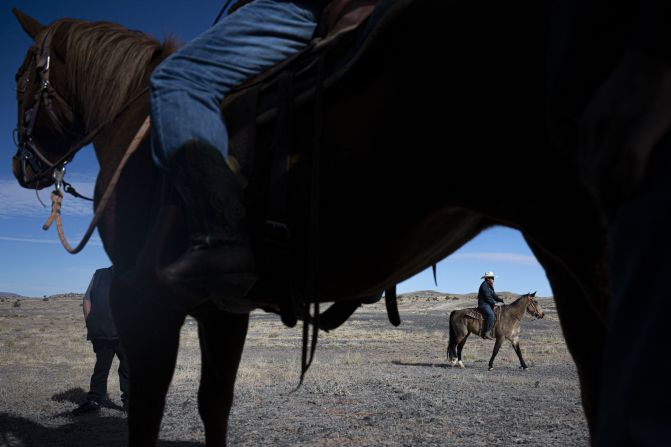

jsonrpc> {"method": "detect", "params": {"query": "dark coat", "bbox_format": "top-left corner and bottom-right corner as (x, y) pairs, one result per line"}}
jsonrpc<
(478, 280), (503, 308)
(84, 267), (118, 340)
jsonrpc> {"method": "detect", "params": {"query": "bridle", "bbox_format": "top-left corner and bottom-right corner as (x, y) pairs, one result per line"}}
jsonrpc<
(13, 23), (152, 253)
(14, 25), (82, 189)
(527, 295), (543, 319)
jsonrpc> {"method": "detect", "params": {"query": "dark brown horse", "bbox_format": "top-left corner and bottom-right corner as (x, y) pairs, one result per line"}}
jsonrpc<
(11, 1), (611, 445)
(447, 292), (545, 371)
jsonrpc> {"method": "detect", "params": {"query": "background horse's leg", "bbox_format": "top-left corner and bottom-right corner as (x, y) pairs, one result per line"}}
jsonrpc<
(525, 239), (605, 435)
(456, 333), (469, 368)
(111, 278), (186, 446)
(191, 304), (249, 447)
(510, 337), (527, 370)
(488, 337), (504, 371)
(447, 311), (459, 365)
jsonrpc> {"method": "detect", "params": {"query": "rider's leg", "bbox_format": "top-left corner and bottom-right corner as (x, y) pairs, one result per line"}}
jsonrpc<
(149, 0), (322, 300)
(479, 305), (495, 339)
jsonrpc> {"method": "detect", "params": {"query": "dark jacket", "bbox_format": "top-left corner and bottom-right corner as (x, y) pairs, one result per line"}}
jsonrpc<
(84, 267), (118, 340)
(478, 281), (503, 308)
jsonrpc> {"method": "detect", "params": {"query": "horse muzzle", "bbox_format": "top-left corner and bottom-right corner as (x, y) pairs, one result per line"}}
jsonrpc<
(12, 152), (54, 190)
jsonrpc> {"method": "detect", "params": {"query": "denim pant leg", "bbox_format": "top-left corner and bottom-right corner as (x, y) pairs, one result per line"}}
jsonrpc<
(479, 305), (495, 334)
(150, 0), (321, 169)
(88, 339), (115, 403)
(594, 144), (671, 445)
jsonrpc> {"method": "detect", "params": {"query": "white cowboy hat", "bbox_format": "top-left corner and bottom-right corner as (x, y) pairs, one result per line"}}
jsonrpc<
(481, 271), (496, 279)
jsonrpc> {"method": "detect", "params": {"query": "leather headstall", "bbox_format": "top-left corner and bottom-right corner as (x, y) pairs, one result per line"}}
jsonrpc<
(14, 25), (78, 188)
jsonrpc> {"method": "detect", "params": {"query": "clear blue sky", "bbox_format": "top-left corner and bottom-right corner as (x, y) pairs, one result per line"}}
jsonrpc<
(0, 1), (552, 297)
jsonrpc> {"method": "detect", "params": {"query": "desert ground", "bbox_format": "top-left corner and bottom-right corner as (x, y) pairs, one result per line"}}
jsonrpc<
(0, 292), (588, 446)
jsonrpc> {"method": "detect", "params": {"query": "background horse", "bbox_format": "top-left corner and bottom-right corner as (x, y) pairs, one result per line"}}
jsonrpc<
(447, 292), (545, 370)
(11, 0), (610, 445)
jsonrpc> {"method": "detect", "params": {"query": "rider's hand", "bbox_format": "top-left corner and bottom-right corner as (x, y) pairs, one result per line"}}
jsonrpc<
(579, 49), (671, 217)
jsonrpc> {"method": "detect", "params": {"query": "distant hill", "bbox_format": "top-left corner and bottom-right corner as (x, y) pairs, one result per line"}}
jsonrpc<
(0, 292), (23, 298)
(0, 292), (84, 300)
(48, 293), (84, 300)
(398, 290), (550, 301)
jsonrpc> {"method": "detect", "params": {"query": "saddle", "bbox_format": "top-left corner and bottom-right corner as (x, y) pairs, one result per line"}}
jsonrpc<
(465, 306), (502, 338)
(217, 0), (405, 328)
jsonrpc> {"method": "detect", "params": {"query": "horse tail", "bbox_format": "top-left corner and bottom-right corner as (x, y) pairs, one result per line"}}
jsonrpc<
(447, 310), (457, 360)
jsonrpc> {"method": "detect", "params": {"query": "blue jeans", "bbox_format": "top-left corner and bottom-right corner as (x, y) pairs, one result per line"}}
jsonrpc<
(150, 0), (322, 169)
(479, 304), (495, 335)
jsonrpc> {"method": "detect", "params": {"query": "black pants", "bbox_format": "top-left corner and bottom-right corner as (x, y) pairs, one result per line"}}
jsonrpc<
(87, 338), (129, 404)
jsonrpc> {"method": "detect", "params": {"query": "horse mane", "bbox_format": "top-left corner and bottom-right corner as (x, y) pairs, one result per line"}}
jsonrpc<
(510, 293), (530, 306)
(60, 19), (177, 129)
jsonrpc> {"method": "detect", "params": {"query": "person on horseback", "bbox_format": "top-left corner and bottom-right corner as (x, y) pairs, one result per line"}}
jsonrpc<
(148, 0), (326, 306)
(477, 271), (503, 340)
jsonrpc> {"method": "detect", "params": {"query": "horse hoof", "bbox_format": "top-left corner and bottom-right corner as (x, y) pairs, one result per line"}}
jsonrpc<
(488, 367), (494, 371)
(457, 361), (465, 368)
(520, 366), (528, 370)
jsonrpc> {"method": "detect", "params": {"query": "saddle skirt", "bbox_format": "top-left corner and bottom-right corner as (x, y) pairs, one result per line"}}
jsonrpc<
(465, 306), (502, 321)
(465, 306), (502, 337)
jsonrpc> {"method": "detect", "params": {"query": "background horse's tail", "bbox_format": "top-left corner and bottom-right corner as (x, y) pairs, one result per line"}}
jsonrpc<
(447, 310), (457, 360)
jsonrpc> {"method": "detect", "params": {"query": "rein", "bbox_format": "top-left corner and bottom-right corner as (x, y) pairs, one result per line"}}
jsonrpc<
(505, 294), (536, 322)
(42, 116), (151, 254)
(20, 86), (150, 185)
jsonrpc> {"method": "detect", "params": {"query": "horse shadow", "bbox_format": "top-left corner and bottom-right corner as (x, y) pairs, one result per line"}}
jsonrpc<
(52, 387), (124, 412)
(0, 388), (202, 446)
(392, 360), (450, 368)
(0, 413), (203, 446)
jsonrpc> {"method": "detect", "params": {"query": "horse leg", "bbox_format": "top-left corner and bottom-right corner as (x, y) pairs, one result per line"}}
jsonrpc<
(191, 303), (249, 447)
(592, 150), (671, 445)
(456, 333), (469, 368)
(488, 336), (504, 371)
(525, 238), (606, 435)
(511, 338), (528, 370)
(447, 334), (461, 367)
(111, 277), (186, 446)
(446, 341), (455, 365)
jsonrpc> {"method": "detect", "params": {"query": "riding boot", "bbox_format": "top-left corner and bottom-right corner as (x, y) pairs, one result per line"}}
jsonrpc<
(161, 140), (257, 305)
(482, 324), (495, 340)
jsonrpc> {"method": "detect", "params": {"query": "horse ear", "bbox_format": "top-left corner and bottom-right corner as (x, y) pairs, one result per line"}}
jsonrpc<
(13, 8), (46, 40)
(531, 291), (537, 297)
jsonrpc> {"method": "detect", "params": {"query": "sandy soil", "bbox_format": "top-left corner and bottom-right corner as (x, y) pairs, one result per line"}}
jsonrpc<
(0, 293), (588, 446)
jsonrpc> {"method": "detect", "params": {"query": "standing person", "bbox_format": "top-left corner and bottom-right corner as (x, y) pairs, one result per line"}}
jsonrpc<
(150, 0), (326, 309)
(72, 266), (129, 415)
(477, 272), (503, 340)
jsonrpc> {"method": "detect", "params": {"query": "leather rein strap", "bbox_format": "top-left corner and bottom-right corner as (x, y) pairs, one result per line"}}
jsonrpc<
(42, 116), (151, 254)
